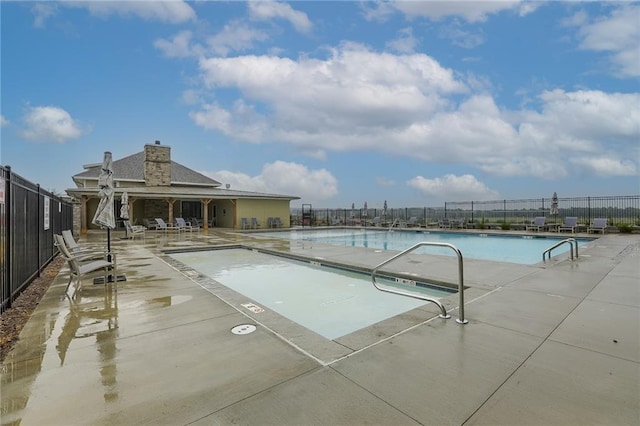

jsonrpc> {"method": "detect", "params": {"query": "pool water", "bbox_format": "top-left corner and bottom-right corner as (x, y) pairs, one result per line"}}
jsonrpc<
(169, 249), (452, 340)
(256, 229), (591, 265)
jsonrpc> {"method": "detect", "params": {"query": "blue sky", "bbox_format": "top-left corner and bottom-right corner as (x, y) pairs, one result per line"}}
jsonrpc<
(2, 1), (639, 209)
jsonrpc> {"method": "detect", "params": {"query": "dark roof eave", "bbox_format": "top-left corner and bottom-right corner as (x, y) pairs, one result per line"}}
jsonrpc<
(65, 187), (299, 201)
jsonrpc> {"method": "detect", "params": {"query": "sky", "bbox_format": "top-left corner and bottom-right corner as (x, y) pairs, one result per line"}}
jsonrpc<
(1, 1), (639, 209)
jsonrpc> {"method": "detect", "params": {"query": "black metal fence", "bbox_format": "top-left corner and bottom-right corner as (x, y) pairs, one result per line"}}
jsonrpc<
(1, 166), (73, 313)
(291, 195), (640, 228)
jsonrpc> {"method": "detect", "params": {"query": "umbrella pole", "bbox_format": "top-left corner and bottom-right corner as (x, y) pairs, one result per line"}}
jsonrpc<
(107, 228), (113, 282)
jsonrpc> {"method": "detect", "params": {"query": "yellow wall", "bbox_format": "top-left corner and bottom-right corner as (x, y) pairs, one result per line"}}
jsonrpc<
(235, 199), (291, 229)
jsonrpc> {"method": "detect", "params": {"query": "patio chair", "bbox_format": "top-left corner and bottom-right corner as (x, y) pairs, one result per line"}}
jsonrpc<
(155, 218), (181, 233)
(558, 217), (578, 233)
(588, 218), (607, 234)
(240, 217), (250, 229)
(251, 217), (260, 229)
(54, 234), (115, 295)
(406, 217), (420, 227)
(438, 218), (451, 229)
(143, 218), (158, 230)
(271, 217), (283, 228)
(175, 217), (195, 232)
(451, 218), (466, 229)
(526, 216), (546, 232)
(123, 220), (146, 239)
(62, 230), (104, 255)
(372, 216), (381, 226)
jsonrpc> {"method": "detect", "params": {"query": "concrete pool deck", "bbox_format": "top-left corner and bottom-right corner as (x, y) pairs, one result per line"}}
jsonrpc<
(1, 229), (638, 425)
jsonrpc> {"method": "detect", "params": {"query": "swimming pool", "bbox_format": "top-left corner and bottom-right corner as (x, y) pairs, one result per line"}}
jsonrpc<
(169, 248), (453, 340)
(255, 229), (592, 265)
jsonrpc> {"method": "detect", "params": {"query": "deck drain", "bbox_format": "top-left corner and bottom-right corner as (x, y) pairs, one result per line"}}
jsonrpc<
(231, 324), (257, 335)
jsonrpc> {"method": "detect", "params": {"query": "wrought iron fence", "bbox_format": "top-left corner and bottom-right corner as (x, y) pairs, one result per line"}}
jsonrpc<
(1, 166), (74, 313)
(291, 195), (640, 228)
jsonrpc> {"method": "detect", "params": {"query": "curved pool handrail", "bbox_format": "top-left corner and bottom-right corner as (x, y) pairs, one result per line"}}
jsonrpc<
(371, 241), (468, 324)
(543, 238), (578, 261)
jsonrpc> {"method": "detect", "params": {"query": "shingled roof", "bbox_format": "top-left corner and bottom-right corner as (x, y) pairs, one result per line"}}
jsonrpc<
(72, 151), (221, 187)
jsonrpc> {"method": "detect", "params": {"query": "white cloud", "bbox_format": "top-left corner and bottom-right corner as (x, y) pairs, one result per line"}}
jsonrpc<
(190, 44), (639, 181)
(569, 157), (637, 177)
(63, 0), (196, 24)
(376, 177), (395, 187)
(0, 115), (9, 127)
(154, 31), (199, 58)
(572, 4), (640, 78)
(407, 174), (499, 201)
(248, 1), (313, 33)
(386, 27), (419, 53)
(206, 22), (269, 56)
(31, 3), (58, 28)
(390, 0), (530, 23)
(205, 161), (338, 204)
(439, 24), (485, 49)
(20, 106), (86, 143)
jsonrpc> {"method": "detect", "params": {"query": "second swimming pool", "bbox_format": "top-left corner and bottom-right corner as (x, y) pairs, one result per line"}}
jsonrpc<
(169, 248), (453, 340)
(254, 229), (592, 265)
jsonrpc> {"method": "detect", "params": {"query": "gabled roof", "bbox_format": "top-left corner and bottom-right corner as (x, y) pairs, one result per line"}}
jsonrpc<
(72, 151), (221, 187)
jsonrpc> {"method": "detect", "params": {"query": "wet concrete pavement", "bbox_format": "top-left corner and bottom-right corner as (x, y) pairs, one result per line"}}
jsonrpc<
(1, 228), (638, 425)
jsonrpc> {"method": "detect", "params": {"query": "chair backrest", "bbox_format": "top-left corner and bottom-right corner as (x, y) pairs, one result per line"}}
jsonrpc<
(408, 217), (417, 223)
(155, 218), (167, 228)
(54, 234), (80, 274)
(176, 218), (187, 227)
(533, 217), (545, 225)
(564, 217), (578, 226)
(592, 218), (607, 227)
(61, 229), (79, 251)
(123, 220), (133, 231)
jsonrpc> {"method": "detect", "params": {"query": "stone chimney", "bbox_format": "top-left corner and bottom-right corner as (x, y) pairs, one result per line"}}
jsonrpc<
(144, 141), (171, 186)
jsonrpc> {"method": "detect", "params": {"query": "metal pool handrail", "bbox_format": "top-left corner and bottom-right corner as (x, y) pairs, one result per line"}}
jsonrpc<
(371, 242), (468, 324)
(543, 238), (578, 261)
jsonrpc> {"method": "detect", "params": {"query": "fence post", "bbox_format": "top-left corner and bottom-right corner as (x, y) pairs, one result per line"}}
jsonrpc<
(4, 166), (11, 311)
(588, 197), (591, 223)
(503, 199), (506, 223)
(444, 202), (447, 218)
(471, 201), (474, 223)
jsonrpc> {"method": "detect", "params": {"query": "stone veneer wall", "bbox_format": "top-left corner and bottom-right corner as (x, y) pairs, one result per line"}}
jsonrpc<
(72, 201), (82, 237)
(143, 199), (171, 221)
(144, 143), (171, 186)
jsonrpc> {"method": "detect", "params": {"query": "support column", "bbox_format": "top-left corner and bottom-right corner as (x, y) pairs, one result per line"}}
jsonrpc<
(165, 198), (176, 224)
(230, 199), (237, 229)
(81, 195), (89, 234)
(201, 199), (212, 231)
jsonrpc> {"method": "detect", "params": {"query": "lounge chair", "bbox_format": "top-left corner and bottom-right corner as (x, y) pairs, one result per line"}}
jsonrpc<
(155, 218), (181, 233)
(240, 217), (250, 229)
(406, 217), (420, 227)
(54, 234), (115, 295)
(123, 220), (146, 239)
(271, 217), (283, 228)
(438, 218), (451, 229)
(371, 216), (381, 226)
(526, 217), (546, 232)
(588, 218), (607, 234)
(558, 217), (578, 233)
(251, 218), (260, 229)
(143, 218), (158, 230)
(175, 217), (196, 232)
(451, 218), (466, 229)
